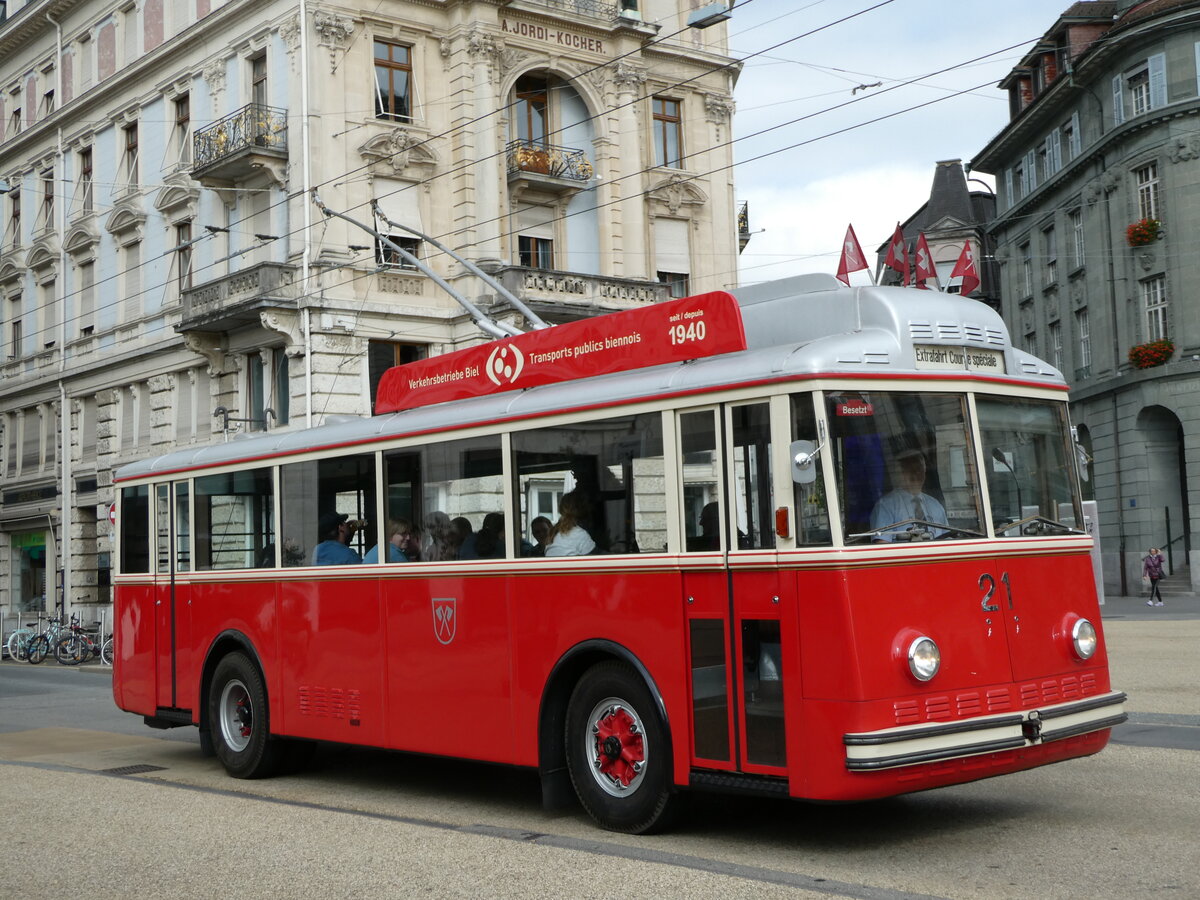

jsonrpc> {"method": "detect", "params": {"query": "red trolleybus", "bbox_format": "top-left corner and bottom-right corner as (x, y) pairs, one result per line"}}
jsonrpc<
(112, 274), (1126, 833)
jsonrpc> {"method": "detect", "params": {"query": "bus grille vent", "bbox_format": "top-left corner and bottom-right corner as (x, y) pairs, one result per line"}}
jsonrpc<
(986, 689), (1012, 712)
(893, 700), (920, 725)
(299, 685), (363, 720)
(955, 692), (982, 717)
(923, 696), (951, 720)
(909, 321), (935, 340)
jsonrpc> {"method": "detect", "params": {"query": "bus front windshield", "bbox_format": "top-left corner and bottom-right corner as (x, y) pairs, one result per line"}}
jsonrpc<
(976, 396), (1083, 536)
(827, 392), (984, 544)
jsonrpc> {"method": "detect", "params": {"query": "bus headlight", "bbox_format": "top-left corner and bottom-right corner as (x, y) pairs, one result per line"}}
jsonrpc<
(907, 636), (941, 681)
(1071, 618), (1098, 660)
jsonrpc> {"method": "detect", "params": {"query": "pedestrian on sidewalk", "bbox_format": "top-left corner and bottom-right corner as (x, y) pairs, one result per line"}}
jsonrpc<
(1143, 547), (1166, 606)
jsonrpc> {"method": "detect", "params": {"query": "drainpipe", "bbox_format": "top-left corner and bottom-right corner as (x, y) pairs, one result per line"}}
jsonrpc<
(49, 12), (73, 616)
(299, 0), (314, 426)
(1099, 150), (1128, 596)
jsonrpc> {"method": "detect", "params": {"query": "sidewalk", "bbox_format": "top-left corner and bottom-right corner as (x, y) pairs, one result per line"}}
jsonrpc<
(1099, 591), (1200, 621)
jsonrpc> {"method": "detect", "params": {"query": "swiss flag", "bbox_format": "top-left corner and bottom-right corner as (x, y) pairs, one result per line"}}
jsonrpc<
(913, 232), (938, 290)
(884, 224), (910, 286)
(951, 240), (980, 297)
(836, 224), (868, 285)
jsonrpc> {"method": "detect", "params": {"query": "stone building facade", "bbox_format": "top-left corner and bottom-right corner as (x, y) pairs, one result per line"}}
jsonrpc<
(0, 0), (745, 620)
(971, 0), (1200, 594)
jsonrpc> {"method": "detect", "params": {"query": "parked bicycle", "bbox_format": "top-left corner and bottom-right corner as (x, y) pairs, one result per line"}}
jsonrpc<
(27, 613), (67, 665)
(55, 615), (101, 666)
(6, 615), (45, 662)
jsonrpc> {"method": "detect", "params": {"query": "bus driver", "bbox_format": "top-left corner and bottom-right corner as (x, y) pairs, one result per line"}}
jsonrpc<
(870, 449), (948, 540)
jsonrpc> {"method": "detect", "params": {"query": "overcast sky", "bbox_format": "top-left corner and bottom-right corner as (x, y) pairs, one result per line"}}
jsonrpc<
(727, 0), (1063, 286)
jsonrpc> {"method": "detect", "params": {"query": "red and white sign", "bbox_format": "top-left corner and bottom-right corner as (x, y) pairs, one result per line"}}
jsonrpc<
(108, 503), (117, 526)
(375, 291), (747, 413)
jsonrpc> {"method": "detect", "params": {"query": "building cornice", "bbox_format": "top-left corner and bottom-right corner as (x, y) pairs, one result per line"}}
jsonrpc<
(0, 0), (87, 60)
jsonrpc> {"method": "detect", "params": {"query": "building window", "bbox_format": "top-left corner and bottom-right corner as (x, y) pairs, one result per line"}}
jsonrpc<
(519, 235), (554, 269)
(1142, 275), (1167, 341)
(39, 169), (53, 230)
(8, 294), (21, 358)
(1076, 308), (1091, 373)
(368, 340), (426, 413)
(174, 94), (191, 164)
(1068, 208), (1083, 268)
(8, 106), (20, 136)
(1049, 321), (1062, 371)
(375, 234), (420, 269)
(175, 221), (193, 294)
(1135, 162), (1159, 221)
(123, 241), (141, 318)
(78, 261), (95, 335)
(6, 187), (19, 248)
(1037, 143), (1049, 182)
(1019, 241), (1032, 297)
(657, 272), (689, 298)
(514, 74), (548, 144)
(653, 97), (682, 168)
(122, 123), (139, 190)
(250, 55), (267, 107)
(374, 40), (413, 122)
(1043, 226), (1056, 284)
(1129, 68), (1150, 117)
(40, 278), (56, 348)
(41, 88), (54, 118)
(78, 147), (93, 214)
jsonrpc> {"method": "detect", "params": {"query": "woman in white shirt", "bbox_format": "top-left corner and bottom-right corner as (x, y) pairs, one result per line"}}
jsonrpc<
(545, 490), (596, 557)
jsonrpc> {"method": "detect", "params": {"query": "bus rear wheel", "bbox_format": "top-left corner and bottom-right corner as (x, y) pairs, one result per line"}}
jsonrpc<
(208, 652), (281, 779)
(565, 661), (676, 834)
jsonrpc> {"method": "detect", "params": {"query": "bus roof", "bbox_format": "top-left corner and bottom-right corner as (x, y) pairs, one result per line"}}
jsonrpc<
(114, 275), (1064, 482)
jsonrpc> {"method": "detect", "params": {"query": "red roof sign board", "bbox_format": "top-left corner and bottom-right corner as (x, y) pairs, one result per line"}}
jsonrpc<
(375, 290), (747, 413)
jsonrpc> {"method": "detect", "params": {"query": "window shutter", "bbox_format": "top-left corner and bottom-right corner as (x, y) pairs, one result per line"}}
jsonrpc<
(1025, 149), (1037, 190)
(1070, 112), (1082, 157)
(1005, 169), (1014, 208)
(654, 218), (690, 275)
(516, 205), (555, 239)
(1112, 74), (1125, 125)
(373, 178), (424, 232)
(1149, 53), (1167, 109)
(1050, 128), (1062, 174)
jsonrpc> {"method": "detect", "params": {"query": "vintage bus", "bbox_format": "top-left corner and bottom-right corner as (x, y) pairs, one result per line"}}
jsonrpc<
(112, 273), (1126, 834)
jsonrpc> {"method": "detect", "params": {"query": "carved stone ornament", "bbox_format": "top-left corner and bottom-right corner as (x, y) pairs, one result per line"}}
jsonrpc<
(611, 60), (647, 92)
(704, 92), (735, 125)
(1082, 180), (1102, 207)
(183, 332), (228, 375)
(313, 10), (354, 73)
(1167, 134), (1200, 163)
(280, 16), (302, 69)
(202, 58), (227, 112)
(1100, 169), (1122, 194)
(1139, 249), (1157, 272)
(466, 25), (496, 59)
(647, 174), (707, 215)
(261, 310), (306, 357)
(357, 128), (438, 176)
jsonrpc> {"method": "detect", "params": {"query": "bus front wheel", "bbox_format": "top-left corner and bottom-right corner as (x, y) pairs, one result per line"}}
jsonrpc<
(565, 661), (677, 834)
(208, 652), (281, 779)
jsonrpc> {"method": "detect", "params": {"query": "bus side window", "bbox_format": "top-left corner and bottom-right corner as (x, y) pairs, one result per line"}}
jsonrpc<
(280, 454), (377, 566)
(194, 468), (275, 570)
(731, 402), (773, 550)
(680, 411), (720, 552)
(420, 436), (505, 561)
(120, 485), (151, 574)
(512, 411), (666, 556)
(789, 394), (831, 545)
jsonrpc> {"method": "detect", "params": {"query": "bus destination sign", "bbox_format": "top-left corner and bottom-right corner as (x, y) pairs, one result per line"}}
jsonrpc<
(375, 291), (747, 413)
(913, 344), (1006, 374)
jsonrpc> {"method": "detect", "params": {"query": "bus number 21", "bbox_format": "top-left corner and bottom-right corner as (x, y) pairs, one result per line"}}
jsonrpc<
(669, 321), (706, 345)
(978, 572), (1015, 612)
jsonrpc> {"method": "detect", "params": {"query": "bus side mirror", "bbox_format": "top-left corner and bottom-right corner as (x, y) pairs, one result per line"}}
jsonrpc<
(791, 440), (820, 485)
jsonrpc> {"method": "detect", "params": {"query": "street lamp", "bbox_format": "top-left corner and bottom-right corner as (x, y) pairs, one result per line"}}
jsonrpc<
(687, 2), (731, 29)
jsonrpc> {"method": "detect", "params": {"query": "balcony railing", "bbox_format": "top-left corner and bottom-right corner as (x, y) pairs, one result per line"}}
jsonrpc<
(193, 104), (288, 174)
(506, 140), (594, 183)
(179, 261), (296, 333)
(515, 0), (620, 18)
(737, 201), (752, 251)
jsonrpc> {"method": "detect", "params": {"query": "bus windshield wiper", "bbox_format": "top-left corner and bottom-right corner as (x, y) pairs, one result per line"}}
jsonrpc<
(849, 519), (983, 543)
(1000, 514), (1084, 536)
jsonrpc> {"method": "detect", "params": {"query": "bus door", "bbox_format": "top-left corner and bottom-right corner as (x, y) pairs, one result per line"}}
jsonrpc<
(678, 402), (790, 777)
(153, 482), (191, 711)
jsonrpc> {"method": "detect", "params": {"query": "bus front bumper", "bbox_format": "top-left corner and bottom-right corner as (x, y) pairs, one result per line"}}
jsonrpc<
(843, 691), (1127, 771)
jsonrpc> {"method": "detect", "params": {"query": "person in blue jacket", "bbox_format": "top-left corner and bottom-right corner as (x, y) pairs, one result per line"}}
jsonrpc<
(313, 512), (362, 565)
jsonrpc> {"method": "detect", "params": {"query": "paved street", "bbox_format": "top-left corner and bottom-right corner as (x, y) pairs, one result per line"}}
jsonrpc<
(1, 597), (1196, 899)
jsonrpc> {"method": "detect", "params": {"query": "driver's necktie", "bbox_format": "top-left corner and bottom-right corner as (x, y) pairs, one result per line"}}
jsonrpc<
(912, 495), (925, 522)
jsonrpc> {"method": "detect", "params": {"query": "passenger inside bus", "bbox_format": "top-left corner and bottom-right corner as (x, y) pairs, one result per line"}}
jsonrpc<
(459, 512), (506, 559)
(545, 490), (597, 556)
(422, 511), (456, 561)
(363, 517), (414, 563)
(313, 512), (363, 565)
(527, 516), (552, 556)
(869, 449), (948, 540)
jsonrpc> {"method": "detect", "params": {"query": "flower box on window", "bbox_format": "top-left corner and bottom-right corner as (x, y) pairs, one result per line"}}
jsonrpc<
(1126, 218), (1161, 246)
(1128, 338), (1173, 368)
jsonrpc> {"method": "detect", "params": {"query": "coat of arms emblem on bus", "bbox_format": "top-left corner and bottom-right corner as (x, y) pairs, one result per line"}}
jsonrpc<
(432, 597), (457, 645)
(486, 344), (524, 387)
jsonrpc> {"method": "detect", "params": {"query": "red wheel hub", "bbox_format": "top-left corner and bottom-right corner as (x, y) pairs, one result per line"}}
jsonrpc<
(593, 706), (645, 787)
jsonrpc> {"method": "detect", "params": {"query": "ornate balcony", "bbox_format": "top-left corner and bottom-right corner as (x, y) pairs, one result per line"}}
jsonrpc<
(179, 261), (297, 333)
(506, 140), (593, 198)
(192, 104), (288, 187)
(738, 201), (752, 252)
